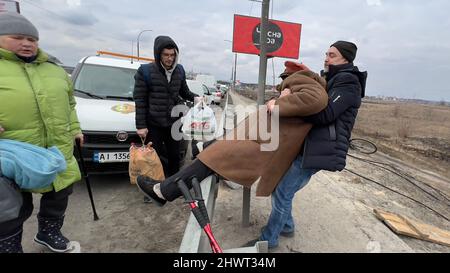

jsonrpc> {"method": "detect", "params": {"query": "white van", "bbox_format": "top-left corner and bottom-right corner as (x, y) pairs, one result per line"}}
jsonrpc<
(71, 55), (188, 174)
(186, 80), (213, 105)
(195, 74), (217, 88)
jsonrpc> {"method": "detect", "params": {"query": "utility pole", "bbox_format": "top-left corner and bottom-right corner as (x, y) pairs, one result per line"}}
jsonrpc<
(257, 0), (270, 105)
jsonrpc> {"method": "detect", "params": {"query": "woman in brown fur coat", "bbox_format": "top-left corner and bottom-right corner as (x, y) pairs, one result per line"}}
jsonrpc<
(136, 61), (328, 206)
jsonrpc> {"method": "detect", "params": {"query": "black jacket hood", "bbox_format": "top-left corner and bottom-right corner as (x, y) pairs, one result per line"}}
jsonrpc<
(153, 35), (179, 65)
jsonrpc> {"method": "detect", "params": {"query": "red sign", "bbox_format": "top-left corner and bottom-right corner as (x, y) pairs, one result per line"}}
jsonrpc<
(232, 14), (302, 59)
(0, 0), (20, 13)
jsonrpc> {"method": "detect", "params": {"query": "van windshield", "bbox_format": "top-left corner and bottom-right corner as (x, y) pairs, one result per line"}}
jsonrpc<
(74, 64), (137, 99)
(186, 82), (200, 96)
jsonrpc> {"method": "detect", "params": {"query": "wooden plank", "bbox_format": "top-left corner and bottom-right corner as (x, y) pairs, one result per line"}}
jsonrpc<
(374, 209), (450, 247)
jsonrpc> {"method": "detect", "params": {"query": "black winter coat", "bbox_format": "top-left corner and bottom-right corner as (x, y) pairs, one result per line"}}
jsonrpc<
(133, 36), (197, 128)
(301, 63), (368, 171)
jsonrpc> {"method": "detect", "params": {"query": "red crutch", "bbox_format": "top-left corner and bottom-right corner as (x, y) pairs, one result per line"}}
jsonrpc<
(177, 178), (222, 253)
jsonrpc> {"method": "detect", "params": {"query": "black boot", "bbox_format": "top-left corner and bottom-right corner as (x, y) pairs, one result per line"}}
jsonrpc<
(34, 215), (70, 252)
(0, 230), (23, 253)
(136, 176), (167, 206)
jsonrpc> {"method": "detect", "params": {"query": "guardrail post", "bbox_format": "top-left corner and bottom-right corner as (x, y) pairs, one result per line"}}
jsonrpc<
(231, 106), (252, 227)
(242, 187), (251, 227)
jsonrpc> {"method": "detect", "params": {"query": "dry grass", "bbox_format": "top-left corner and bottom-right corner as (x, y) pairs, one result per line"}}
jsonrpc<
(353, 99), (450, 177)
(354, 100), (450, 139)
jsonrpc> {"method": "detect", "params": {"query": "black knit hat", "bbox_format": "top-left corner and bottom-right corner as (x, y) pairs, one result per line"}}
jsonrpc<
(331, 41), (357, 63)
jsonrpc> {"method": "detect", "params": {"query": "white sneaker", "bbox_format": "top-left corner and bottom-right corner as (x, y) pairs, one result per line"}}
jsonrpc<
(196, 141), (204, 153)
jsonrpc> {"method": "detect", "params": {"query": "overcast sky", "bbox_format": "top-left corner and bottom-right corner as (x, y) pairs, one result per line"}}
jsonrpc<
(18, 0), (450, 101)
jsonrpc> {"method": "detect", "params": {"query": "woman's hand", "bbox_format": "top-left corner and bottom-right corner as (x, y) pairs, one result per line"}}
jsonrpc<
(0, 125), (4, 135)
(75, 133), (84, 147)
(266, 99), (277, 114)
(280, 88), (292, 98)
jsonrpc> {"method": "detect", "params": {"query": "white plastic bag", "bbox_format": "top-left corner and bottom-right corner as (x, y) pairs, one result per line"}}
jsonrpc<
(182, 101), (216, 141)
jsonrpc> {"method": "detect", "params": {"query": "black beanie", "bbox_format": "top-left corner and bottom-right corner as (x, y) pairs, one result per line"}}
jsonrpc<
(331, 41), (357, 63)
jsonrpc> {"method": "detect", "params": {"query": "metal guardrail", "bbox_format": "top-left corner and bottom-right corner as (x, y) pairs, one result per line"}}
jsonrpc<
(178, 175), (219, 253)
(178, 91), (265, 253)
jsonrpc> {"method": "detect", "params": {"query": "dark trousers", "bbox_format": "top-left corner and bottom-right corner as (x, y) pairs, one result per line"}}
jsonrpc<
(160, 159), (215, 201)
(0, 185), (73, 238)
(147, 125), (181, 177)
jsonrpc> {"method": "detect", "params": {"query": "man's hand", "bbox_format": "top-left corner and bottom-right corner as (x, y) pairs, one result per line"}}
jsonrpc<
(75, 133), (84, 147)
(0, 125), (4, 135)
(280, 88), (291, 98)
(137, 128), (148, 138)
(194, 96), (204, 104)
(266, 99), (277, 114)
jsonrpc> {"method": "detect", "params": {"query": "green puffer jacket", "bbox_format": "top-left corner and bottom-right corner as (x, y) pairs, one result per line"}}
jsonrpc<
(0, 48), (81, 193)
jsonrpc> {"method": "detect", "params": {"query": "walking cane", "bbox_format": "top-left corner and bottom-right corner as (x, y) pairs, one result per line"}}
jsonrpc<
(177, 178), (222, 253)
(75, 138), (99, 221)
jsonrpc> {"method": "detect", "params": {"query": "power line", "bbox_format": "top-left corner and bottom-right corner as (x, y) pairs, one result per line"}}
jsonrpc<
(344, 138), (450, 222)
(20, 0), (126, 44)
(344, 168), (450, 222)
(21, 0), (65, 19)
(348, 154), (448, 202)
(348, 139), (450, 202)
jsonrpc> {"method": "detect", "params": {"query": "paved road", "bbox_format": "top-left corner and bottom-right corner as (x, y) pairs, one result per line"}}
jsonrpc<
(20, 92), (449, 253)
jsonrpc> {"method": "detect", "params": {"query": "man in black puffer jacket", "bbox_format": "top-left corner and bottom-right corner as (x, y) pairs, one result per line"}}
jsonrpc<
(302, 41), (368, 171)
(246, 41), (367, 249)
(133, 36), (198, 177)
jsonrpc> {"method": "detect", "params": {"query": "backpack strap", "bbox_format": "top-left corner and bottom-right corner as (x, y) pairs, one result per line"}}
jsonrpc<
(140, 63), (152, 88)
(177, 64), (186, 80)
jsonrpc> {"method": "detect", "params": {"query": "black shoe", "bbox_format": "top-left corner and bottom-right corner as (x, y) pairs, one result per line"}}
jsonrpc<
(34, 216), (70, 253)
(242, 238), (278, 249)
(0, 230), (23, 253)
(261, 226), (295, 238)
(136, 176), (167, 207)
(143, 195), (153, 203)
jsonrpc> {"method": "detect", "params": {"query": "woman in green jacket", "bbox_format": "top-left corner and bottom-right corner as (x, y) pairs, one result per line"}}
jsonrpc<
(0, 12), (83, 253)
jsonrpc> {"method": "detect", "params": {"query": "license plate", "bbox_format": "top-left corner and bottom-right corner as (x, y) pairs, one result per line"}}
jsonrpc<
(93, 152), (130, 163)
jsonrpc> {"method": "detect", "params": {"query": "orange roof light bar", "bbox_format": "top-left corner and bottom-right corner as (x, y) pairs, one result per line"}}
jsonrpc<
(96, 51), (154, 62)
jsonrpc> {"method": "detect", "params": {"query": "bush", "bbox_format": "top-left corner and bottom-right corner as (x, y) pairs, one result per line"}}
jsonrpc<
(397, 119), (411, 139)
(392, 105), (400, 118)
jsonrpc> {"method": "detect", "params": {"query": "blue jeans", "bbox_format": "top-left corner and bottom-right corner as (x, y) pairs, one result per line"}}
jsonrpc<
(260, 155), (318, 248)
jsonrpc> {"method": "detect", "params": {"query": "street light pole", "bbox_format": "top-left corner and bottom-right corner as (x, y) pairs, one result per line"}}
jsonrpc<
(224, 39), (238, 91)
(137, 29), (153, 61)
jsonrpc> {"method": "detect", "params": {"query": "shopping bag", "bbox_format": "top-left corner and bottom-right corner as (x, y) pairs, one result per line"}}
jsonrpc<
(182, 101), (216, 141)
(0, 173), (23, 223)
(129, 142), (165, 185)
